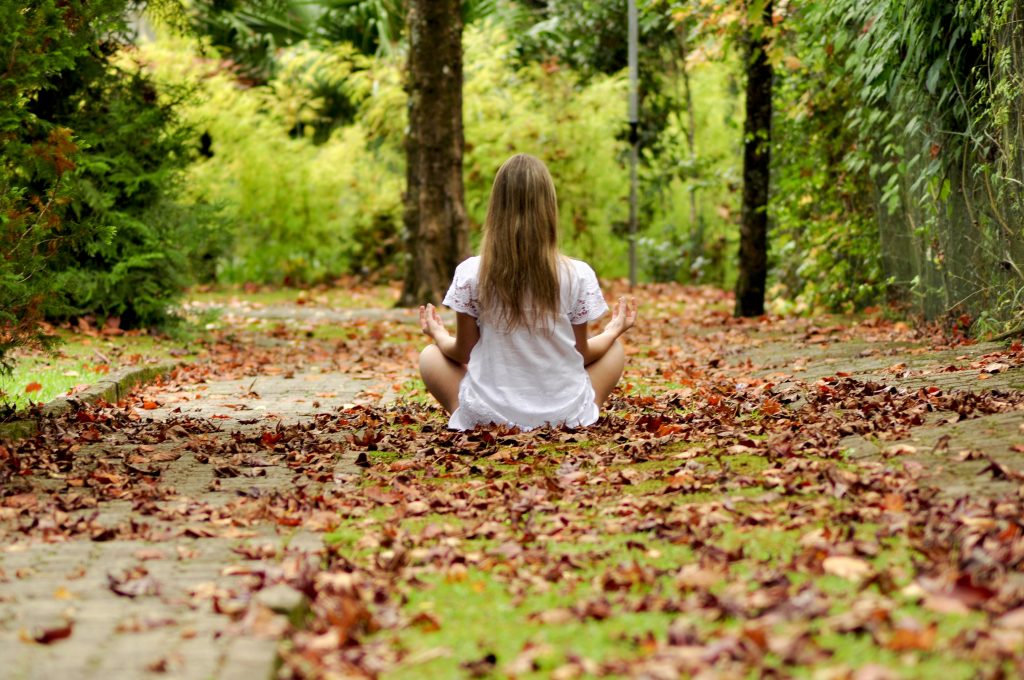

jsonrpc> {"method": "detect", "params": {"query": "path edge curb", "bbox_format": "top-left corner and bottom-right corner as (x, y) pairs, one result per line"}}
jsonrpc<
(0, 361), (182, 441)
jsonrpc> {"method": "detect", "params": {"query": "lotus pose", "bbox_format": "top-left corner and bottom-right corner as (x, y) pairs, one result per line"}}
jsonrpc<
(418, 153), (638, 430)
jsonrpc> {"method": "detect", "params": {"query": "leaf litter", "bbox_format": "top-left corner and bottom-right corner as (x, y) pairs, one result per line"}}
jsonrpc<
(2, 285), (1024, 676)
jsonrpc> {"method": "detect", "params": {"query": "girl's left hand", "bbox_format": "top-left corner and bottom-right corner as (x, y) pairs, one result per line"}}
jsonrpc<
(604, 296), (638, 338)
(419, 303), (451, 341)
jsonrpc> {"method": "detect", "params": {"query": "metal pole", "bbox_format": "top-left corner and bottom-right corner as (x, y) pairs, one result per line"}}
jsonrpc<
(627, 0), (639, 289)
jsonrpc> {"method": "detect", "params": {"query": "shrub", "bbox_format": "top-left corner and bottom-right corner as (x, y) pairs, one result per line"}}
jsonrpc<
(1, 0), (210, 372)
(141, 24), (638, 282)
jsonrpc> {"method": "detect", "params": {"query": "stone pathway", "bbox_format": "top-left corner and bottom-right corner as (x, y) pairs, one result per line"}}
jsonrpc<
(725, 329), (1024, 500)
(0, 365), (368, 680)
(186, 299), (420, 326)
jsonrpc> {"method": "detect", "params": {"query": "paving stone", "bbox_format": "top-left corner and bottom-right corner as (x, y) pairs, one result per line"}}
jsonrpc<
(256, 583), (308, 618)
(728, 327), (1024, 500)
(840, 409), (1024, 499)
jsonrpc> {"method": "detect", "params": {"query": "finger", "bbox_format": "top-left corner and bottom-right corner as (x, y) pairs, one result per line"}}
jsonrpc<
(618, 298), (633, 329)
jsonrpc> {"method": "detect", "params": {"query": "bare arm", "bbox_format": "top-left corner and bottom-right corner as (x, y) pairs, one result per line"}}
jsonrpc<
(573, 297), (638, 366)
(419, 304), (479, 365)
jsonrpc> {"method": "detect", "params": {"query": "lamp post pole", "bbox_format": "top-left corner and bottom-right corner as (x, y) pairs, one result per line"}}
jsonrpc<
(627, 0), (639, 288)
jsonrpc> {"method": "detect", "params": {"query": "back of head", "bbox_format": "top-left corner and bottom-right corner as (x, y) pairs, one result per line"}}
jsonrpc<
(479, 154), (561, 331)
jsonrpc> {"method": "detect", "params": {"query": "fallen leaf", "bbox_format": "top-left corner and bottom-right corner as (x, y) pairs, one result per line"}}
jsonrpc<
(823, 555), (873, 582)
(409, 611), (442, 632)
(32, 621), (73, 644)
(995, 608), (1024, 629)
(883, 444), (917, 457)
(884, 619), (936, 651)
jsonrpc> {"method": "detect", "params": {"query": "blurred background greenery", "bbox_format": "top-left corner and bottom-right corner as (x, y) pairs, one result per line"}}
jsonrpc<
(3, 0), (1024, 376)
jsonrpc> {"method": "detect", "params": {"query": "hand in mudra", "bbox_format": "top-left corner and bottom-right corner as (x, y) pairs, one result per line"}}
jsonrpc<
(419, 303), (451, 341)
(604, 296), (637, 338)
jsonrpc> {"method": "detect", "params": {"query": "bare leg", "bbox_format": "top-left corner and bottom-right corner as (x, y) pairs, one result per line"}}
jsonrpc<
(419, 344), (466, 414)
(587, 339), (625, 406)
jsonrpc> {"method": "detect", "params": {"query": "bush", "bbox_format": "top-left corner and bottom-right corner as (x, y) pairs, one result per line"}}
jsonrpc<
(140, 37), (404, 285)
(138, 19), (745, 287)
(141, 24), (638, 282)
(769, 0), (1024, 323)
(1, 0), (209, 371)
(44, 53), (216, 326)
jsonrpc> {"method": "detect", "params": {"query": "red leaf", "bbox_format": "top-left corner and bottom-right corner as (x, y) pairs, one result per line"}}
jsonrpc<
(885, 621), (936, 651)
(760, 398), (782, 416)
(33, 621), (73, 644)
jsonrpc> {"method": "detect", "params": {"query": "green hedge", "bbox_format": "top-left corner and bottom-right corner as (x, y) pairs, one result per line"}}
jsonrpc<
(1, 0), (211, 372)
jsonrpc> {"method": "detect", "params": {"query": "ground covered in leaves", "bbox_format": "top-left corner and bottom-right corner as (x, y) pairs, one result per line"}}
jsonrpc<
(4, 283), (1024, 679)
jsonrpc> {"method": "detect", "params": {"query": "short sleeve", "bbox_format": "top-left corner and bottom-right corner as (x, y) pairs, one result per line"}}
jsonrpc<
(442, 258), (480, 317)
(568, 262), (608, 325)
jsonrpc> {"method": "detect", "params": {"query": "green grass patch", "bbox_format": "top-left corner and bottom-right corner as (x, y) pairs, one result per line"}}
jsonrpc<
(0, 331), (196, 410)
(367, 450), (404, 465)
(384, 568), (680, 679)
(815, 618), (984, 680)
(188, 282), (400, 310)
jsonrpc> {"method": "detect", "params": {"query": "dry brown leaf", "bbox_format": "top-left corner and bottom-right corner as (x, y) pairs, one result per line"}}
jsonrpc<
(822, 555), (873, 582)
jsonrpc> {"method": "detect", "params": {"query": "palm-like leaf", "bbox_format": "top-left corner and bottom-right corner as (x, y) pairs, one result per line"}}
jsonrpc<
(315, 0), (403, 55)
(189, 0), (318, 79)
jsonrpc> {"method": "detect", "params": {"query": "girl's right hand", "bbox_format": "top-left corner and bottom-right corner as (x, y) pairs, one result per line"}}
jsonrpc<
(604, 296), (638, 338)
(419, 303), (451, 341)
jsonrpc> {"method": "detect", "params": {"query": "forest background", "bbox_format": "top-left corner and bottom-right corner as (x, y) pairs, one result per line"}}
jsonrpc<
(2, 0), (1023, 374)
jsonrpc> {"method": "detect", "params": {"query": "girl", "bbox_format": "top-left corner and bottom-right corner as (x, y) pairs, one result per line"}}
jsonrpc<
(418, 153), (637, 431)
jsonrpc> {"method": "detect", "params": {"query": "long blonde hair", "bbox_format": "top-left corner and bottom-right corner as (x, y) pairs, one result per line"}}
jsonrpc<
(478, 154), (561, 331)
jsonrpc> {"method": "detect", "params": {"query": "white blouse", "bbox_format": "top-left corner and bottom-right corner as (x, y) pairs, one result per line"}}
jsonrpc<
(441, 256), (609, 431)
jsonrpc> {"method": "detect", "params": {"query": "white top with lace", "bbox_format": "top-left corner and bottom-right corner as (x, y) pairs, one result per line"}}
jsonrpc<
(441, 256), (609, 431)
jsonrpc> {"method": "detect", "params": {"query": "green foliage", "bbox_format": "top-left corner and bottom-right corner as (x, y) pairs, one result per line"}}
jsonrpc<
(142, 36), (404, 284)
(770, 0), (1024, 322)
(144, 22), (649, 282)
(47, 54), (215, 326)
(767, 3), (889, 312)
(140, 0), (747, 290)
(0, 1), (105, 372)
(514, 0), (677, 153)
(635, 60), (742, 287)
(491, 1), (745, 284)
(135, 0), (1024, 330)
(1, 0), (207, 373)
(460, 24), (630, 269)
(188, 0), (502, 66)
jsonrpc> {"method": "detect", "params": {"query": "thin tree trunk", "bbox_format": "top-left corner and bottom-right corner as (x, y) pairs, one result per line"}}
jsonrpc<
(398, 0), (468, 306)
(677, 31), (702, 265)
(734, 0), (773, 317)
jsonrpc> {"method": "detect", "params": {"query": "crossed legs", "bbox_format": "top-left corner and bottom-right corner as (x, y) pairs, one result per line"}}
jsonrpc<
(419, 344), (465, 414)
(587, 339), (625, 406)
(418, 340), (626, 416)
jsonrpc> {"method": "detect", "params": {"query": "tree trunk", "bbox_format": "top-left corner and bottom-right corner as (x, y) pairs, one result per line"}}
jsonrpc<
(398, 0), (468, 307)
(734, 0), (773, 317)
(677, 31), (703, 268)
